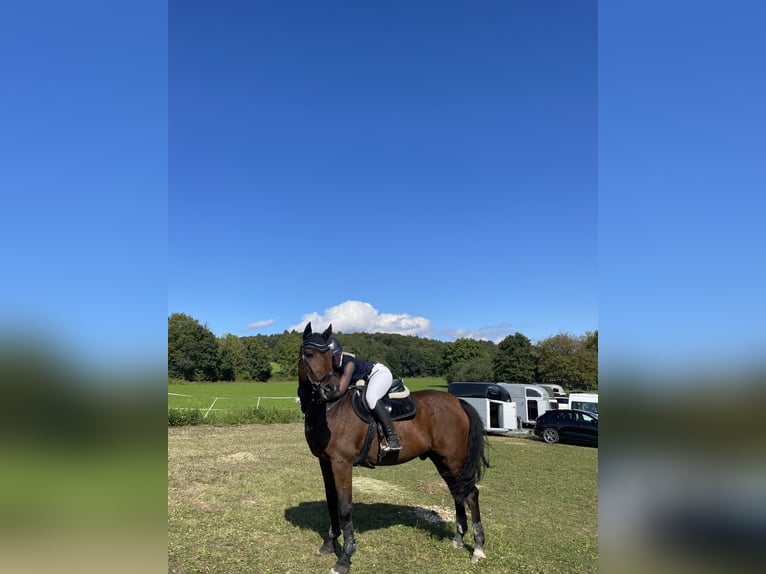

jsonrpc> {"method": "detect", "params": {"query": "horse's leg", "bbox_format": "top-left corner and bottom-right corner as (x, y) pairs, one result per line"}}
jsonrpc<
(452, 496), (468, 550)
(431, 459), (469, 551)
(318, 458), (340, 555)
(465, 486), (486, 563)
(330, 460), (355, 574)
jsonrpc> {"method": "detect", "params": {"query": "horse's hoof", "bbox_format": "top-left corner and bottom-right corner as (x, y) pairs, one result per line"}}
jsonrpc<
(471, 548), (487, 563)
(317, 540), (336, 555)
(330, 556), (351, 574)
(452, 539), (464, 549)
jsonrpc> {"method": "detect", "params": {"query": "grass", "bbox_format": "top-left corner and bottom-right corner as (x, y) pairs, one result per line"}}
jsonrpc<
(168, 381), (302, 410)
(168, 378), (449, 425)
(168, 423), (597, 573)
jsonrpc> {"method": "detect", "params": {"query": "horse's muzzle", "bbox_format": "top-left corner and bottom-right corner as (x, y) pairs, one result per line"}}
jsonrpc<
(317, 380), (341, 402)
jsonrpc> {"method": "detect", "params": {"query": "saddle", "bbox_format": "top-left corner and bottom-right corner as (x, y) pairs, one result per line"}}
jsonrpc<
(351, 379), (417, 468)
(350, 379), (417, 423)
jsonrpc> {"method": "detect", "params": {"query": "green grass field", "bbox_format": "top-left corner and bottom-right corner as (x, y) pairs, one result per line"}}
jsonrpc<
(168, 378), (448, 411)
(168, 423), (598, 574)
(168, 381), (301, 411)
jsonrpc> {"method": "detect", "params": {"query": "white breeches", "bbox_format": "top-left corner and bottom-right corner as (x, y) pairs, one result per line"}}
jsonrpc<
(364, 363), (394, 409)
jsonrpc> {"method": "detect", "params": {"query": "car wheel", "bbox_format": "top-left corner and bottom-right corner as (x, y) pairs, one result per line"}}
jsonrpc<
(542, 428), (559, 444)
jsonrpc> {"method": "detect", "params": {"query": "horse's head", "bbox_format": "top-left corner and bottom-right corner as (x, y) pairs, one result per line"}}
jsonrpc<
(299, 322), (342, 402)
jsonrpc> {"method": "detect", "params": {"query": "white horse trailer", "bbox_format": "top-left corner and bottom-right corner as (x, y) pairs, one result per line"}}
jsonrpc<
(494, 383), (558, 426)
(447, 382), (521, 433)
(448, 381), (557, 428)
(538, 384), (567, 408)
(567, 392), (598, 415)
(456, 396), (518, 434)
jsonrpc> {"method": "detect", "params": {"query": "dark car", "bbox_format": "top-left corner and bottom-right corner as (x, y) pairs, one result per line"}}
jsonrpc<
(534, 409), (598, 446)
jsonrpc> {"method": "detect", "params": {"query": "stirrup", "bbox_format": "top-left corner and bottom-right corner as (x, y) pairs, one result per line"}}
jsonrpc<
(380, 437), (402, 452)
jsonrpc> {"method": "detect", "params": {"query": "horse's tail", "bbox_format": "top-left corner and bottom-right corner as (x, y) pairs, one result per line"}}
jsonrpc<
(453, 400), (491, 503)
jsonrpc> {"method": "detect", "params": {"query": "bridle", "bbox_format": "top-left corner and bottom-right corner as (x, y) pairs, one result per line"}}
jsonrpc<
(300, 342), (336, 391)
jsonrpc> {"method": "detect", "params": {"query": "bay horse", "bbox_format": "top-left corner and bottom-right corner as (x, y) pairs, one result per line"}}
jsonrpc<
(298, 322), (489, 574)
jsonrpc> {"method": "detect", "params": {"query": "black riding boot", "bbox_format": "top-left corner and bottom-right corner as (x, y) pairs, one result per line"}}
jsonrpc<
(371, 402), (401, 452)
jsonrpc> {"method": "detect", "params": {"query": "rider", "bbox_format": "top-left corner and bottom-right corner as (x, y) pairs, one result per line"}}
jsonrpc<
(327, 337), (402, 452)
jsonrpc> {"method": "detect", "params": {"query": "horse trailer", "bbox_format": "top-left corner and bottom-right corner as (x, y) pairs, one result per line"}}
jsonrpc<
(538, 384), (568, 407)
(566, 392), (598, 415)
(445, 381), (520, 434)
(448, 382), (558, 429)
(452, 389), (519, 435)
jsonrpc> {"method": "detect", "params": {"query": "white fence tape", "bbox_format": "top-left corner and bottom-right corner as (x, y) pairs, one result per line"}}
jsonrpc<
(168, 393), (297, 413)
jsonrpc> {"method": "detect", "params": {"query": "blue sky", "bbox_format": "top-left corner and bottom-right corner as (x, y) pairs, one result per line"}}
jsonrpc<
(1, 1), (762, 372)
(169, 1), (597, 343)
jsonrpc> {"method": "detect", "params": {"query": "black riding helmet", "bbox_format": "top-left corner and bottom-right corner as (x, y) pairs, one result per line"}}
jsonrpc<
(328, 337), (342, 357)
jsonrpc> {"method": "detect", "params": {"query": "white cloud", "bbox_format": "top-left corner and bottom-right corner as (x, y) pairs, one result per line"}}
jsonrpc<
(245, 319), (275, 331)
(442, 323), (515, 344)
(287, 301), (432, 337)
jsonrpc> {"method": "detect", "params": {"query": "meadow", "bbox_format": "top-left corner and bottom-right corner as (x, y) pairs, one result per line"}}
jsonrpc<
(168, 422), (598, 574)
(168, 378), (448, 424)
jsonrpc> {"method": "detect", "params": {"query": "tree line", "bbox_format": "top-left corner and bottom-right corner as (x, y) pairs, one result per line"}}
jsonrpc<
(168, 312), (598, 390)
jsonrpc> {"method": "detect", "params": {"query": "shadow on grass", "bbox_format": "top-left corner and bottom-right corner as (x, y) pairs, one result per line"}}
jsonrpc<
(284, 500), (455, 541)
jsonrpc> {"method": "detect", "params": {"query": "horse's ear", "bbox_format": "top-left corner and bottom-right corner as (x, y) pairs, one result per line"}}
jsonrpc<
(322, 324), (332, 339)
(303, 322), (312, 340)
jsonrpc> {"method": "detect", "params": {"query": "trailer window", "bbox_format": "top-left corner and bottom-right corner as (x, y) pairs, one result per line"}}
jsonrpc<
(487, 386), (511, 402)
(526, 388), (541, 397)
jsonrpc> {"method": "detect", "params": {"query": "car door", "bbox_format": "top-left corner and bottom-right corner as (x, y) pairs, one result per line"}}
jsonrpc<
(578, 412), (598, 444)
(556, 411), (577, 442)
(569, 411), (597, 444)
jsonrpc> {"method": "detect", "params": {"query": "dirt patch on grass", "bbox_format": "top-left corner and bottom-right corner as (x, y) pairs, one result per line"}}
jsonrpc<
(417, 480), (449, 495)
(219, 451), (258, 464)
(168, 481), (219, 512)
(413, 505), (455, 525)
(353, 476), (404, 497)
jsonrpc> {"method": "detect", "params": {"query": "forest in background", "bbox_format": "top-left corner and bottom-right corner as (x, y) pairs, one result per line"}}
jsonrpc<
(168, 313), (598, 391)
